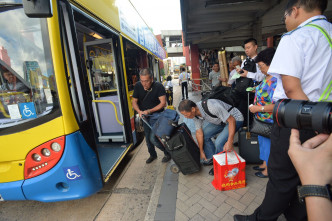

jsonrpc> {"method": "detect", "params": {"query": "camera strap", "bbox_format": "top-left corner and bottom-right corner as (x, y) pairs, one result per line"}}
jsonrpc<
(305, 24), (332, 102)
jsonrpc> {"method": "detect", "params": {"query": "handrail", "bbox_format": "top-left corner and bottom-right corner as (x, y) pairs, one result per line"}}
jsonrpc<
(92, 100), (124, 126)
(0, 91), (25, 96)
(0, 101), (10, 118)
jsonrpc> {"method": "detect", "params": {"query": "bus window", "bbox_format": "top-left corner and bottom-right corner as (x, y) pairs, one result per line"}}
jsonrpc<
(124, 40), (149, 91)
(0, 5), (59, 131)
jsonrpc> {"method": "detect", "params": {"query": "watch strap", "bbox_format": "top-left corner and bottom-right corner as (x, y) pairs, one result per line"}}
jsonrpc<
(297, 184), (332, 203)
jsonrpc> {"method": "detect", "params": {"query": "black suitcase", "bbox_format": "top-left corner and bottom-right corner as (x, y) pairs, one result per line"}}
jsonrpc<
(165, 123), (201, 175)
(238, 92), (262, 164)
(238, 127), (261, 164)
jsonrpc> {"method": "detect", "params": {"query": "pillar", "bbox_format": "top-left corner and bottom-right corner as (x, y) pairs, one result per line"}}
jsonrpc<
(267, 37), (274, 48)
(190, 44), (200, 87)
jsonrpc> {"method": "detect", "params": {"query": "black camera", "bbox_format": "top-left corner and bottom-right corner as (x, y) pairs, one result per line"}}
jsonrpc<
(273, 99), (332, 133)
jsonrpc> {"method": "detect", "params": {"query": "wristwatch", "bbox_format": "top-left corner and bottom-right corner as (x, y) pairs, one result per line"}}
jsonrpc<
(297, 184), (332, 203)
(261, 106), (264, 112)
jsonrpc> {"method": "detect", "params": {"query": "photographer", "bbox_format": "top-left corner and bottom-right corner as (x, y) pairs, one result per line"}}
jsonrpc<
(289, 130), (332, 221)
(234, 0), (332, 221)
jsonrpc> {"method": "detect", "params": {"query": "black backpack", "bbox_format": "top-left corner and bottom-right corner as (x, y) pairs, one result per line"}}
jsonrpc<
(202, 86), (241, 108)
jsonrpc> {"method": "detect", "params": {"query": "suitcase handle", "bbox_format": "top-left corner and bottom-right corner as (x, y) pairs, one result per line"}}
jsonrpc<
(216, 150), (241, 165)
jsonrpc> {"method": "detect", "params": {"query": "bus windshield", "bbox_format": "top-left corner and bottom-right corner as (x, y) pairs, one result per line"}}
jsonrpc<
(0, 3), (59, 129)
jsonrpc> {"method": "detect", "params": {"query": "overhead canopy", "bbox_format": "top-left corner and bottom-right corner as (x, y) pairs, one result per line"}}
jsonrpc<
(181, 0), (332, 49)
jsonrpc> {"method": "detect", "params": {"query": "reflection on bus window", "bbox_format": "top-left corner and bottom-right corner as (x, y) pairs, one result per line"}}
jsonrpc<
(0, 6), (58, 129)
(124, 40), (149, 91)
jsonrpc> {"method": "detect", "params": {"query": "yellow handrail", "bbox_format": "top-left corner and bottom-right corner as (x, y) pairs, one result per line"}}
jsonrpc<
(92, 100), (123, 126)
(0, 101), (10, 118)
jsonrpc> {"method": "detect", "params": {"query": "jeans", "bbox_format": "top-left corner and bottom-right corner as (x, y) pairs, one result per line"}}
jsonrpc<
(203, 121), (243, 159)
(142, 113), (169, 158)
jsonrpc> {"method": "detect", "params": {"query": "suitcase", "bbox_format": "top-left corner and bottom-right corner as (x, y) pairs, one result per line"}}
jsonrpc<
(238, 128), (261, 164)
(238, 92), (262, 164)
(165, 123), (201, 175)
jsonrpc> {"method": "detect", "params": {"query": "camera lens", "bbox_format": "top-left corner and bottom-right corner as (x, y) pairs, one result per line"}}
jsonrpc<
(273, 99), (332, 133)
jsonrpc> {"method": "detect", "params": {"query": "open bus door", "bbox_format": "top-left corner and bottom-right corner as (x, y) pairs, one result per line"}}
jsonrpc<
(59, 0), (133, 182)
(84, 39), (127, 143)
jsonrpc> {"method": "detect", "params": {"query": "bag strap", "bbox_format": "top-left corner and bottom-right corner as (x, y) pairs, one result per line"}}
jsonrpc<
(202, 100), (217, 118)
(201, 100), (234, 119)
(304, 24), (332, 102)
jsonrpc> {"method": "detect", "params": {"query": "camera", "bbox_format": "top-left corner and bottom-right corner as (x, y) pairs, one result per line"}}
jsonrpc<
(273, 99), (332, 133)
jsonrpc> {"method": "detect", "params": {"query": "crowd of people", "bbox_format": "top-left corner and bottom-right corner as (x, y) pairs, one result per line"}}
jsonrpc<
(132, 0), (332, 220)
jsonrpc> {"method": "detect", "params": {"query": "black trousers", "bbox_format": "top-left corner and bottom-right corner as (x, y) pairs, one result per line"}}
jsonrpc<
(181, 82), (188, 99)
(254, 123), (316, 221)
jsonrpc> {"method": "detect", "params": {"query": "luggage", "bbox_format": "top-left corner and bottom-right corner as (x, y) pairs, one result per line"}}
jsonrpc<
(238, 128), (261, 164)
(202, 86), (241, 108)
(165, 123), (201, 175)
(238, 92), (262, 164)
(211, 151), (246, 191)
(152, 109), (179, 142)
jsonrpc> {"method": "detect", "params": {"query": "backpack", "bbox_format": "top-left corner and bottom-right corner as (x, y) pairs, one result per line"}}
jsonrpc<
(202, 86), (241, 108)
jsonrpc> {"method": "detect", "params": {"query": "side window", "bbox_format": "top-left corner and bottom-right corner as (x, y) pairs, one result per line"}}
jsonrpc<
(124, 40), (148, 91)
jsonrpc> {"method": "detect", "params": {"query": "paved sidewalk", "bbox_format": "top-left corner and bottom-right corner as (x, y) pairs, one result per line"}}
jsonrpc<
(150, 81), (286, 221)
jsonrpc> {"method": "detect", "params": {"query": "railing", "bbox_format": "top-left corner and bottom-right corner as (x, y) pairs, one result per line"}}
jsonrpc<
(189, 78), (212, 95)
(92, 100), (123, 126)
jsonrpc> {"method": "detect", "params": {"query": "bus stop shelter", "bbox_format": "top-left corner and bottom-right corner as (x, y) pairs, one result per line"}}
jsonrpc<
(180, 0), (332, 81)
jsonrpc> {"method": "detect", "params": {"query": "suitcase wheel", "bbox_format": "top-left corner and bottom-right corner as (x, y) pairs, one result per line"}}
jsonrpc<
(170, 164), (180, 174)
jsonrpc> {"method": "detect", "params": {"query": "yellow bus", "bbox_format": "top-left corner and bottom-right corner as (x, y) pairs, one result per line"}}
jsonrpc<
(0, 0), (166, 202)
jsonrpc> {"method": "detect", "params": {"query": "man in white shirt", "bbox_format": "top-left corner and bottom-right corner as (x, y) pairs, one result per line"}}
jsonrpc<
(208, 63), (221, 89)
(236, 38), (265, 82)
(179, 67), (189, 100)
(234, 0), (332, 221)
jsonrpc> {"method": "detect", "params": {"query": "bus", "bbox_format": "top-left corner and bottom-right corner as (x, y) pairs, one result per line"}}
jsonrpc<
(0, 0), (167, 202)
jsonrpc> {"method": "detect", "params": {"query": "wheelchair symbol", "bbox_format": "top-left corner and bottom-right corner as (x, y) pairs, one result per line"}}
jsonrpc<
(22, 105), (34, 117)
(66, 169), (81, 180)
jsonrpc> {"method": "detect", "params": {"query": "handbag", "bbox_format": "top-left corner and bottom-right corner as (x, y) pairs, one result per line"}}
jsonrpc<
(211, 151), (246, 191)
(250, 117), (272, 138)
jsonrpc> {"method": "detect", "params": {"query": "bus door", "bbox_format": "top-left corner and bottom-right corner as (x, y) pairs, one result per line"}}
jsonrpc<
(84, 39), (127, 143)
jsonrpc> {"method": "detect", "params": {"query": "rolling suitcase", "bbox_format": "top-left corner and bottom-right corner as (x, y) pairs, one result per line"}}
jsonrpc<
(165, 123), (201, 175)
(238, 92), (262, 164)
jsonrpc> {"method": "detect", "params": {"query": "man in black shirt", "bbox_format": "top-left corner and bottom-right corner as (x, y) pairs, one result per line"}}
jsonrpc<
(132, 68), (171, 164)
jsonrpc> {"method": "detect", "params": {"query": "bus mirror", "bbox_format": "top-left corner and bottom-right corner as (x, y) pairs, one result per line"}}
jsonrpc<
(22, 0), (53, 18)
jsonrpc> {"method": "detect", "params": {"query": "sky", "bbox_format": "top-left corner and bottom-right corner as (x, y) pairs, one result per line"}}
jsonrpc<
(130, 0), (182, 35)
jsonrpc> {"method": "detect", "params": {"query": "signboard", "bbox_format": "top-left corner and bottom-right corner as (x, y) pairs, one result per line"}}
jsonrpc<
(118, 0), (166, 60)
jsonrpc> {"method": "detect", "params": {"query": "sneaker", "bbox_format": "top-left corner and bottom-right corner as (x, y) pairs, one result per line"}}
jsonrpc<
(146, 156), (157, 164)
(162, 155), (171, 163)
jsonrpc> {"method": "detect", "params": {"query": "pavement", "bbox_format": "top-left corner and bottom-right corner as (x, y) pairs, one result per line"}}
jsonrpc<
(96, 80), (286, 221)
(0, 80), (286, 221)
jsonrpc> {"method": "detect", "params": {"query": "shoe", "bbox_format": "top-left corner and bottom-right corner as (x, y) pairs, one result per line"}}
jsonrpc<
(202, 158), (213, 166)
(233, 214), (252, 221)
(233, 141), (239, 146)
(182, 98), (185, 100)
(146, 156), (157, 164)
(252, 166), (265, 171)
(162, 155), (171, 163)
(209, 168), (214, 176)
(255, 171), (268, 178)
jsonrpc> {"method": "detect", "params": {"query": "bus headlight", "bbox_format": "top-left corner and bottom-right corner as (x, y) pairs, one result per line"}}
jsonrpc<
(42, 148), (51, 157)
(32, 153), (42, 162)
(51, 142), (61, 152)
